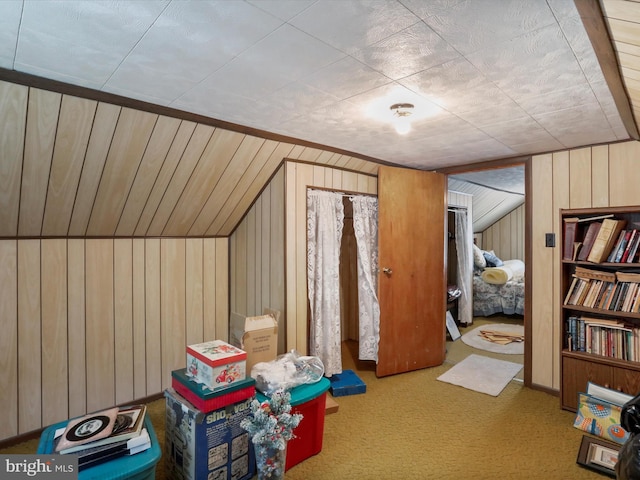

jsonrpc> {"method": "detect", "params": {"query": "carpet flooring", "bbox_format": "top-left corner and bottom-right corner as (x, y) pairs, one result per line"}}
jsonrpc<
(0, 315), (607, 479)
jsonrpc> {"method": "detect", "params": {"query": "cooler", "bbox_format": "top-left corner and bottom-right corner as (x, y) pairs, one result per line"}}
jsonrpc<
(37, 415), (161, 480)
(257, 377), (330, 470)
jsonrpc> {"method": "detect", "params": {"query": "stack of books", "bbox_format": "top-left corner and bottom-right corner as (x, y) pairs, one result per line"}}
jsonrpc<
(53, 404), (149, 471)
(565, 315), (640, 361)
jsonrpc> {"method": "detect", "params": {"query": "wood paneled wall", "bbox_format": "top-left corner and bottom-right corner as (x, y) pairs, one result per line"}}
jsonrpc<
(230, 160), (377, 356)
(481, 204), (525, 261)
(530, 141), (640, 391)
(0, 237), (228, 441)
(230, 165), (287, 354)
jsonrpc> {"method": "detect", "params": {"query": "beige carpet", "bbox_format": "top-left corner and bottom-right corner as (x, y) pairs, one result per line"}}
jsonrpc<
(1, 315), (608, 479)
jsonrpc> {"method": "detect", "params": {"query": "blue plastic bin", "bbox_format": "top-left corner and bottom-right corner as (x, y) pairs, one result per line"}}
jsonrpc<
(37, 415), (161, 480)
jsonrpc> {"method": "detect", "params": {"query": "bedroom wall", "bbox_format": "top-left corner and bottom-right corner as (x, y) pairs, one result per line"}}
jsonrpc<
(0, 237), (228, 441)
(530, 140), (640, 391)
(481, 204), (525, 261)
(229, 165), (286, 355)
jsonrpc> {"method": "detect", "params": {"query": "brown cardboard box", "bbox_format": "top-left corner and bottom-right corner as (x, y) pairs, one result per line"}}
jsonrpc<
(230, 310), (279, 374)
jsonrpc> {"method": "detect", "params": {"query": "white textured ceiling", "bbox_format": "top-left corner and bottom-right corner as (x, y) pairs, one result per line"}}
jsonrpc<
(0, 0), (631, 170)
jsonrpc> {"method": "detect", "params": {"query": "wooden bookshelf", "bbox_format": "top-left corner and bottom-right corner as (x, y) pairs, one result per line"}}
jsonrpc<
(560, 207), (640, 411)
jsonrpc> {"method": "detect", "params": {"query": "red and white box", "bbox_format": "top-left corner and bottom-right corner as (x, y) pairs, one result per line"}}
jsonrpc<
(186, 340), (247, 391)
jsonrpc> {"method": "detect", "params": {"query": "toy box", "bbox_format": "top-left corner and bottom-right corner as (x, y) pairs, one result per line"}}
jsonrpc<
(186, 340), (247, 391)
(230, 311), (278, 374)
(172, 368), (256, 412)
(165, 388), (255, 480)
(257, 377), (330, 470)
(37, 416), (160, 480)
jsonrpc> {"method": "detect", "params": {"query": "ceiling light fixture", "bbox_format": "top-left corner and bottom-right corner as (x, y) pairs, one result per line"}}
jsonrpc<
(390, 103), (414, 135)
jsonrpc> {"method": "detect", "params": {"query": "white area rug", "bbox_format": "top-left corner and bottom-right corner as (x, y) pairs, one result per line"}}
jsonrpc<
(461, 323), (524, 355)
(437, 354), (523, 396)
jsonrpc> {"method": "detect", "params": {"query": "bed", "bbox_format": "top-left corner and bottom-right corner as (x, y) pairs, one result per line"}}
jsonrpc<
(472, 256), (525, 317)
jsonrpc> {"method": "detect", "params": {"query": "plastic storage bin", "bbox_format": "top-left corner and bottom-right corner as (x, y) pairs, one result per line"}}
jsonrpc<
(257, 377), (330, 470)
(37, 415), (161, 480)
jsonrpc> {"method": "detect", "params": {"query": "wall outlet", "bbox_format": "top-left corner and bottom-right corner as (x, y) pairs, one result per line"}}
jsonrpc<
(545, 233), (555, 247)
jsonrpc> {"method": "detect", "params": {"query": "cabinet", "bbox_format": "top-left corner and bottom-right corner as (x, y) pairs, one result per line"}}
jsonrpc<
(560, 207), (640, 411)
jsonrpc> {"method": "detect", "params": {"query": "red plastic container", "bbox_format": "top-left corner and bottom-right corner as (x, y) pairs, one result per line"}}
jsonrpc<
(257, 377), (330, 470)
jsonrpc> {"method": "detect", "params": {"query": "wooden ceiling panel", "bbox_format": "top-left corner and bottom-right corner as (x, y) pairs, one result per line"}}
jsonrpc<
(68, 103), (121, 236)
(86, 108), (157, 236)
(1, 78), (378, 239)
(217, 141), (295, 235)
(0, 81), (27, 237)
(201, 138), (278, 236)
(164, 128), (246, 236)
(187, 135), (266, 236)
(134, 120), (196, 237)
(42, 95), (97, 236)
(115, 115), (182, 236)
(145, 123), (214, 236)
(19, 89), (60, 237)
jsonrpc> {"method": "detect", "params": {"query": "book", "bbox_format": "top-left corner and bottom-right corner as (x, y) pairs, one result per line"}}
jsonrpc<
(58, 404), (147, 454)
(563, 218), (579, 261)
(607, 229), (628, 263)
(587, 381), (633, 407)
(54, 407), (119, 453)
(614, 230), (633, 263)
(577, 221), (602, 261)
(77, 427), (151, 471)
(588, 218), (627, 263)
(574, 266), (616, 283)
(572, 242), (582, 261)
(626, 231), (640, 263)
(621, 230), (638, 263)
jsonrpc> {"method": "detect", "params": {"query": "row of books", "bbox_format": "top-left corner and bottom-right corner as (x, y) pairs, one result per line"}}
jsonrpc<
(563, 216), (636, 264)
(607, 228), (640, 263)
(564, 269), (640, 313)
(565, 315), (640, 361)
(53, 404), (149, 471)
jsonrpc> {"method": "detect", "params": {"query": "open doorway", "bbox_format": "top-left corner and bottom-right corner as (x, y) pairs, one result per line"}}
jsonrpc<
(446, 164), (527, 383)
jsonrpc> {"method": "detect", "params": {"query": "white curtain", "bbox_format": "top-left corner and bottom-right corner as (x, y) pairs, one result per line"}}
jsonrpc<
(350, 195), (380, 362)
(307, 190), (344, 377)
(454, 209), (473, 325)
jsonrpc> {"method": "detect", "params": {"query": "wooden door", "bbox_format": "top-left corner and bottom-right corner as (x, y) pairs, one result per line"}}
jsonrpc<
(376, 165), (447, 377)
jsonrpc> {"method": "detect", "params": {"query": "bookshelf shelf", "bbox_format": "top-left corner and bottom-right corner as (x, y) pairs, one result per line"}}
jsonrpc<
(560, 207), (640, 412)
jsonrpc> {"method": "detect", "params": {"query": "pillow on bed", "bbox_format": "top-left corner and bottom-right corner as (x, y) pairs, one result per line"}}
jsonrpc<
(483, 250), (504, 267)
(472, 244), (486, 269)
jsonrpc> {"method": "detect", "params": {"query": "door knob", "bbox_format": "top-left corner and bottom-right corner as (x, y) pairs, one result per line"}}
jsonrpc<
(383, 267), (392, 275)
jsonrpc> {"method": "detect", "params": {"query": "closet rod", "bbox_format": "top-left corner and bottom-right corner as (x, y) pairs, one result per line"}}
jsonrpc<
(308, 187), (377, 198)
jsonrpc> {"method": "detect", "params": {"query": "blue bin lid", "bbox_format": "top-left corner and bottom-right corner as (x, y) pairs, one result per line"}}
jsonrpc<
(257, 377), (330, 406)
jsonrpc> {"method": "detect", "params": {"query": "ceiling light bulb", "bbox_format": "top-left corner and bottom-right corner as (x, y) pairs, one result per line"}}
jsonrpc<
(390, 103), (414, 135)
(394, 116), (411, 135)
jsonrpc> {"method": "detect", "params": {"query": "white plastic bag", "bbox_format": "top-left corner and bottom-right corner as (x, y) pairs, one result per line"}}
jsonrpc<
(251, 350), (324, 396)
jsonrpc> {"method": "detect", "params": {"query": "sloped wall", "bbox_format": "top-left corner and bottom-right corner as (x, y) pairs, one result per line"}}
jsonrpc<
(481, 204), (525, 261)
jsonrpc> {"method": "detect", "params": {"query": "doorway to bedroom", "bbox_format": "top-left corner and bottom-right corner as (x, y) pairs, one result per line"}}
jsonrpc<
(446, 163), (527, 384)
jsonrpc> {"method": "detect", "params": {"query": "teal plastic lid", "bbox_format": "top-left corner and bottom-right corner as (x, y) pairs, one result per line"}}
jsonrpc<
(257, 377), (330, 406)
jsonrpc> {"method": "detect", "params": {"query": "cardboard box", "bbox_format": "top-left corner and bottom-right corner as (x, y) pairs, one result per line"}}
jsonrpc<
(186, 340), (247, 391)
(230, 311), (278, 374)
(165, 388), (255, 480)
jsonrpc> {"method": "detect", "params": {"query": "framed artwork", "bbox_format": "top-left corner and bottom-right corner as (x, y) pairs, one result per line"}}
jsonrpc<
(576, 434), (621, 478)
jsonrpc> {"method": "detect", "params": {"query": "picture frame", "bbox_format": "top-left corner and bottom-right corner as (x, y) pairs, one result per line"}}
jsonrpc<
(576, 434), (621, 478)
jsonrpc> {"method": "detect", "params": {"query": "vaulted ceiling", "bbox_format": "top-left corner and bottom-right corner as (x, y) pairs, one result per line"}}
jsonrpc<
(0, 0), (638, 238)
